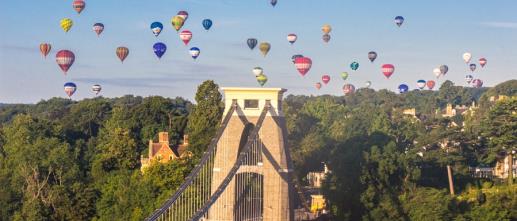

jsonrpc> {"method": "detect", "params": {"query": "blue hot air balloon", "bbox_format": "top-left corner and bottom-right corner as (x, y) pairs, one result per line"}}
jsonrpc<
(350, 62), (359, 71)
(150, 22), (163, 37)
(395, 16), (404, 27)
(189, 47), (200, 59)
(202, 19), (213, 31)
(153, 42), (167, 59)
(247, 38), (258, 50)
(64, 82), (77, 98)
(271, 0), (277, 7)
(416, 80), (427, 90)
(398, 84), (409, 93)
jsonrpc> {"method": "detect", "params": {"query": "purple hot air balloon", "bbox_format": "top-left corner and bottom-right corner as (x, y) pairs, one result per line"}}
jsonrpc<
(153, 42), (167, 59)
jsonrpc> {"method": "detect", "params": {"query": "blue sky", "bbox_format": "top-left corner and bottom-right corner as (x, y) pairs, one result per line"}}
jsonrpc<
(1, 0), (516, 103)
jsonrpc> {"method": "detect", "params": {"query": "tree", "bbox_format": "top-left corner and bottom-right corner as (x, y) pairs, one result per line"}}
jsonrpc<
(186, 80), (223, 155)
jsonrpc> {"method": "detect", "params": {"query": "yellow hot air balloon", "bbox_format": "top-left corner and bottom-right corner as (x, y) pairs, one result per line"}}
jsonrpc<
(60, 18), (74, 33)
(259, 42), (271, 57)
(256, 74), (268, 86)
(321, 24), (332, 34)
(171, 15), (185, 31)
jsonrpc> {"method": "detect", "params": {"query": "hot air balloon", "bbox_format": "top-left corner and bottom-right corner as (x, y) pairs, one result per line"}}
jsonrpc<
(322, 75), (330, 85)
(433, 68), (441, 78)
(40, 43), (51, 58)
(315, 82), (322, 90)
(294, 57), (312, 76)
(180, 30), (193, 45)
(247, 38), (258, 50)
(426, 80), (436, 90)
(92, 84), (102, 95)
(287, 34), (297, 44)
(177, 11), (189, 21)
(93, 23), (104, 36)
(465, 74), (474, 84)
(322, 24), (332, 34)
(463, 52), (472, 63)
(72, 0), (85, 14)
(368, 51), (377, 62)
(291, 54), (303, 63)
(416, 80), (426, 89)
(394, 16), (404, 27)
(382, 64), (395, 78)
(150, 22), (163, 37)
(153, 42), (167, 59)
(440, 65), (449, 75)
(471, 79), (483, 88)
(202, 19), (213, 31)
(256, 74), (268, 86)
(365, 81), (372, 88)
(343, 84), (355, 95)
(322, 34), (331, 43)
(469, 64), (477, 72)
(60, 18), (73, 33)
(341, 72), (349, 81)
(190, 47), (200, 59)
(398, 84), (409, 93)
(64, 82), (77, 98)
(271, 0), (277, 7)
(171, 16), (185, 31)
(252, 67), (263, 76)
(350, 62), (359, 71)
(259, 42), (271, 57)
(116, 47), (129, 63)
(479, 58), (487, 68)
(56, 50), (75, 74)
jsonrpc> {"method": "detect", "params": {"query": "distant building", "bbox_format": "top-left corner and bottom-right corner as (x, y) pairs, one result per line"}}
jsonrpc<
(306, 163), (330, 188)
(402, 108), (416, 117)
(489, 95), (510, 103)
(140, 132), (190, 172)
(494, 153), (517, 179)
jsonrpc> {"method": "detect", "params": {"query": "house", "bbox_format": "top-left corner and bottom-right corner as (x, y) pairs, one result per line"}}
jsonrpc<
(493, 153), (517, 179)
(306, 163), (330, 188)
(140, 132), (190, 172)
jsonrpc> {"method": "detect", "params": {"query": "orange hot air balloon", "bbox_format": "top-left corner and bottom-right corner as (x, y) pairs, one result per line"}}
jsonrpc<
(116, 47), (129, 63)
(426, 80), (436, 90)
(40, 43), (51, 58)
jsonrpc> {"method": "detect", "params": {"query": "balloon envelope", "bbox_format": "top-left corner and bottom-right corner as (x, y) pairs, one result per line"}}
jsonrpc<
(256, 74), (268, 86)
(472, 79), (483, 88)
(439, 65), (449, 75)
(56, 50), (75, 74)
(398, 84), (409, 93)
(395, 16), (404, 27)
(343, 84), (355, 95)
(40, 43), (51, 58)
(322, 75), (330, 84)
(341, 72), (349, 81)
(72, 0), (85, 14)
(469, 63), (477, 72)
(465, 75), (474, 84)
(479, 58), (487, 67)
(291, 54), (303, 63)
(350, 62), (359, 71)
(368, 51), (377, 62)
(177, 11), (189, 21)
(92, 84), (102, 95)
(180, 30), (193, 45)
(252, 67), (263, 76)
(426, 80), (436, 90)
(365, 81), (372, 88)
(271, 0), (277, 7)
(322, 24), (332, 34)
(322, 34), (331, 43)
(190, 47), (201, 59)
(171, 16), (185, 31)
(116, 47), (129, 62)
(294, 57), (312, 76)
(259, 42), (271, 56)
(315, 82), (322, 90)
(153, 42), (167, 59)
(416, 80), (426, 89)
(93, 23), (104, 36)
(150, 22), (163, 36)
(433, 68), (441, 78)
(202, 19), (213, 30)
(382, 64), (395, 78)
(247, 38), (258, 50)
(60, 18), (73, 33)
(64, 82), (77, 97)
(463, 53), (472, 63)
(287, 34), (297, 44)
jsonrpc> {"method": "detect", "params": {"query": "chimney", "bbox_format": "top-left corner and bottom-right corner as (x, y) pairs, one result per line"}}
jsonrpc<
(158, 132), (169, 144)
(183, 134), (189, 145)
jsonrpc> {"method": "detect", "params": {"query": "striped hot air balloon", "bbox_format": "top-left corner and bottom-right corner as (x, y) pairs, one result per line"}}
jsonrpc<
(177, 11), (189, 21)
(93, 23), (104, 36)
(116, 47), (129, 63)
(294, 57), (312, 76)
(72, 0), (85, 14)
(92, 84), (102, 95)
(56, 50), (75, 74)
(189, 47), (200, 59)
(64, 82), (77, 98)
(287, 34), (297, 44)
(179, 30), (193, 45)
(40, 43), (51, 58)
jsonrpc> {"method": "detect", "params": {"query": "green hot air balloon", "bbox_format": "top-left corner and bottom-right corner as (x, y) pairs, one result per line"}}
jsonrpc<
(341, 72), (349, 81)
(256, 74), (268, 86)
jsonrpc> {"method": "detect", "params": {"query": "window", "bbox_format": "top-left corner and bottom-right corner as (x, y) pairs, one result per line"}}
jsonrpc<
(244, 99), (259, 109)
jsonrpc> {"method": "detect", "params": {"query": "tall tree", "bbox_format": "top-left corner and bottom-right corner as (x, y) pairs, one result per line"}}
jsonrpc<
(186, 80), (223, 155)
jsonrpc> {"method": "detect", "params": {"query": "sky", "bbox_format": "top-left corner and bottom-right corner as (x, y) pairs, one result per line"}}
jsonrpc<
(1, 0), (516, 103)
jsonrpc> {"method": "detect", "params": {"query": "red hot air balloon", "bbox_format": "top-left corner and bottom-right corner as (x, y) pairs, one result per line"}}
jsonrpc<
(179, 30), (193, 45)
(116, 47), (129, 63)
(294, 57), (312, 76)
(479, 58), (487, 68)
(40, 43), (51, 58)
(322, 75), (330, 85)
(426, 80), (436, 90)
(56, 50), (75, 74)
(315, 82), (322, 90)
(72, 0), (85, 14)
(343, 84), (356, 95)
(381, 64), (395, 79)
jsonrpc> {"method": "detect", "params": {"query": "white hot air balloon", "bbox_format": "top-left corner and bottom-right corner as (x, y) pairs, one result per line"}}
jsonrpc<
(433, 68), (442, 78)
(252, 67), (263, 76)
(463, 52), (472, 63)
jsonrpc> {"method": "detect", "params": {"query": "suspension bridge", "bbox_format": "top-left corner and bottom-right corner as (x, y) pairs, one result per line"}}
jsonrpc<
(146, 87), (312, 221)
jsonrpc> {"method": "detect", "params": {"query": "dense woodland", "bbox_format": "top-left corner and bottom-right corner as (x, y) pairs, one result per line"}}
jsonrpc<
(0, 80), (515, 221)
